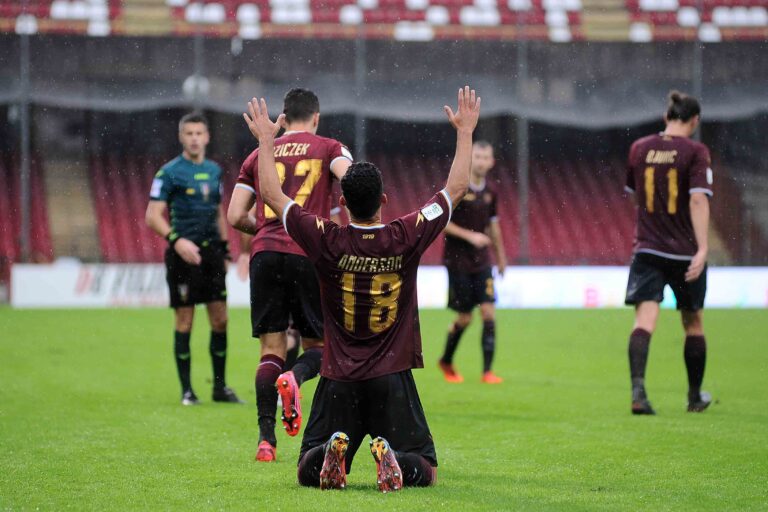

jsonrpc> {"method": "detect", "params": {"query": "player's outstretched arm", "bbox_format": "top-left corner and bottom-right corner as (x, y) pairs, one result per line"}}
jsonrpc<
(243, 98), (292, 219)
(227, 187), (258, 234)
(443, 86), (481, 206)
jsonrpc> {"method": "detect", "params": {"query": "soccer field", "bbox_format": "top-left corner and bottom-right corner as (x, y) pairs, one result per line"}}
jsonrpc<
(1, 308), (766, 510)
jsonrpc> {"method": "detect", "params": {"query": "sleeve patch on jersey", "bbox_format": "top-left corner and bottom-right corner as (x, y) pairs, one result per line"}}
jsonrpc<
(341, 146), (353, 161)
(706, 167), (713, 185)
(421, 202), (444, 221)
(150, 178), (163, 197)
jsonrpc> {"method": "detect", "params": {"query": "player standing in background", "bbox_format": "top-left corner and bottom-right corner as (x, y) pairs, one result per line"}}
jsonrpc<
(145, 113), (243, 406)
(624, 91), (713, 415)
(228, 89), (353, 462)
(242, 86), (480, 491)
(438, 141), (507, 384)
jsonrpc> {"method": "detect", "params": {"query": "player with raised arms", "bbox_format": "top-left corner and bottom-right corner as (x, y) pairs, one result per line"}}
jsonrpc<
(228, 88), (353, 461)
(624, 91), (713, 415)
(243, 86), (480, 491)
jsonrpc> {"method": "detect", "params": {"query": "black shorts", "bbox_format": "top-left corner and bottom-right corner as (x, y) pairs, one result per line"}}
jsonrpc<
(165, 242), (227, 309)
(298, 370), (437, 472)
(249, 251), (323, 339)
(625, 252), (707, 311)
(447, 267), (496, 313)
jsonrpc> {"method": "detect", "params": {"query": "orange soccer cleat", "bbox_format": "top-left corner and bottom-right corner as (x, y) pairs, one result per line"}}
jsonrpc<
(370, 437), (403, 493)
(438, 360), (464, 383)
(255, 440), (276, 462)
(320, 432), (350, 490)
(276, 371), (302, 436)
(481, 371), (503, 384)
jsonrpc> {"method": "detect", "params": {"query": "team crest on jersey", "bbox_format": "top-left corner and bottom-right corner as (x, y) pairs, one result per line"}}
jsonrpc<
(201, 183), (210, 202)
(421, 202), (444, 221)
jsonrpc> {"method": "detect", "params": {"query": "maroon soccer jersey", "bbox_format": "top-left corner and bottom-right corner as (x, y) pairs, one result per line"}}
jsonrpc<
(237, 131), (352, 257)
(443, 181), (498, 273)
(283, 190), (453, 382)
(625, 133), (713, 259)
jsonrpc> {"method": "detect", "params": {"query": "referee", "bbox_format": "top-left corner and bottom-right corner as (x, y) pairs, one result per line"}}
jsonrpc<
(146, 113), (243, 406)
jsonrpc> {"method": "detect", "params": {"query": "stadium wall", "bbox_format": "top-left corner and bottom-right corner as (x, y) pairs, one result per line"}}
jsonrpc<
(11, 263), (768, 309)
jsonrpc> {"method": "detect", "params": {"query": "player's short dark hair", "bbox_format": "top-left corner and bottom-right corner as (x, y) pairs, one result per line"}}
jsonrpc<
(283, 88), (320, 123)
(473, 140), (494, 153)
(341, 162), (383, 220)
(179, 112), (209, 131)
(666, 91), (700, 122)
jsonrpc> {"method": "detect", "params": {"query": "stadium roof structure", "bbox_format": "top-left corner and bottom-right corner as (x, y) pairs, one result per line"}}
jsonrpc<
(1, 0), (767, 42)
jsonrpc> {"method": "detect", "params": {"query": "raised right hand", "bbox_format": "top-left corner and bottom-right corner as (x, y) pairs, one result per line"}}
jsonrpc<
(444, 86), (481, 134)
(174, 238), (202, 265)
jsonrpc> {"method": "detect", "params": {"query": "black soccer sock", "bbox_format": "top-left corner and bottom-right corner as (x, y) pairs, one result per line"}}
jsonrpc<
(284, 344), (300, 371)
(628, 328), (652, 390)
(209, 331), (227, 389)
(684, 335), (707, 401)
(297, 444), (326, 487)
(394, 452), (436, 487)
(291, 347), (322, 386)
(174, 330), (192, 393)
(481, 320), (496, 373)
(441, 322), (467, 364)
(256, 354), (284, 446)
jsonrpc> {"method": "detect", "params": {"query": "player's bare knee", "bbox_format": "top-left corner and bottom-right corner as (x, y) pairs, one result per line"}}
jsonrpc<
(681, 310), (704, 336)
(479, 304), (495, 322)
(210, 316), (227, 332)
(633, 302), (659, 333)
(174, 308), (194, 332)
(455, 313), (472, 328)
(260, 331), (287, 356)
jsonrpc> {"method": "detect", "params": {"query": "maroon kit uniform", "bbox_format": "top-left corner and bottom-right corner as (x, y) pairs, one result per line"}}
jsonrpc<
(236, 131), (352, 336)
(443, 181), (498, 312)
(283, 190), (454, 472)
(624, 133), (713, 310)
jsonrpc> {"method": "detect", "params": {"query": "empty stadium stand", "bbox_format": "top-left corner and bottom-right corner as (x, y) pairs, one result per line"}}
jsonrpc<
(2, 0), (765, 40)
(0, 153), (54, 283)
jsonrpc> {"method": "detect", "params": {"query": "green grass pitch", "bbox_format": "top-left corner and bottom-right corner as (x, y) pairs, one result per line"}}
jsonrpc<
(1, 308), (766, 510)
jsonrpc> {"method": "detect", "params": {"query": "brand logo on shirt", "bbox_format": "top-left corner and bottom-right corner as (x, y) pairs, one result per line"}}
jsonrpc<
(421, 202), (444, 222)
(316, 217), (325, 233)
(194, 173), (210, 180)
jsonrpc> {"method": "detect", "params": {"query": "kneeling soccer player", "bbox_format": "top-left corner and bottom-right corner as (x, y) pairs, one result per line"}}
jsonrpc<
(243, 86), (481, 490)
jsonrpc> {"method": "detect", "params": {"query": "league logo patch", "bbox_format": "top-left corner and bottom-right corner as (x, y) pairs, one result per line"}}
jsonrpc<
(150, 178), (163, 197)
(421, 202), (444, 221)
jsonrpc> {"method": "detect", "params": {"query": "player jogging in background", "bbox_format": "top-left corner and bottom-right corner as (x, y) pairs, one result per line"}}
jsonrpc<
(145, 113), (243, 406)
(228, 88), (353, 462)
(624, 91), (713, 415)
(243, 86), (480, 492)
(438, 140), (507, 384)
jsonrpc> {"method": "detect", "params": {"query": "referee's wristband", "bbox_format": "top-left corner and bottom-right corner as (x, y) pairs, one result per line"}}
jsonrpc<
(166, 232), (180, 247)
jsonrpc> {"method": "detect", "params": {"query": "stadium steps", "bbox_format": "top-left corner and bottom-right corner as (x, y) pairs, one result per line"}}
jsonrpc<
(118, 0), (173, 35)
(44, 159), (101, 261)
(580, 0), (631, 41)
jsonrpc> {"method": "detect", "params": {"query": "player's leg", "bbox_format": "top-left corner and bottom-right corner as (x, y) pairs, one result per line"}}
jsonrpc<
(297, 378), (365, 488)
(250, 252), (291, 459)
(671, 262), (710, 412)
(276, 255), (325, 437)
(174, 306), (198, 405)
(624, 253), (665, 414)
(165, 247), (199, 405)
(284, 327), (300, 370)
(365, 371), (438, 492)
(205, 300), (243, 403)
(478, 269), (501, 383)
(439, 271), (473, 383)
